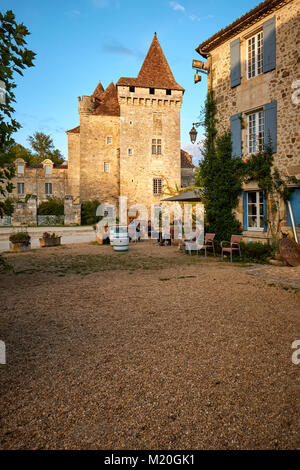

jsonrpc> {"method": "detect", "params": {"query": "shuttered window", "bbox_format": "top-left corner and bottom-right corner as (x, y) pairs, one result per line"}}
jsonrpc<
(247, 31), (264, 79)
(230, 38), (241, 88)
(230, 113), (242, 158)
(263, 17), (276, 73)
(247, 110), (264, 154)
(243, 191), (267, 232)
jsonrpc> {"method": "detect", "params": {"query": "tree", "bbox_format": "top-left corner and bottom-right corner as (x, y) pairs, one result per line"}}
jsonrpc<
(196, 91), (243, 241)
(27, 131), (65, 164)
(0, 9), (35, 196)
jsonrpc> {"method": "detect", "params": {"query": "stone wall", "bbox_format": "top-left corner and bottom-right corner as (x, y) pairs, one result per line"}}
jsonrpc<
(64, 195), (81, 225)
(0, 159), (68, 205)
(78, 112), (120, 205)
(11, 196), (37, 226)
(204, 0), (300, 237)
(67, 133), (81, 201)
(118, 86), (182, 212)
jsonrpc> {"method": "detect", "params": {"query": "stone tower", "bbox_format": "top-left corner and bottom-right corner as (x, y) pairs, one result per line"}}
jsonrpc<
(66, 34), (184, 210)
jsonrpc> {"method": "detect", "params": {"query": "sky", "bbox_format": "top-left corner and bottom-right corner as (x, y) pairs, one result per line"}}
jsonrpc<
(2, 0), (261, 164)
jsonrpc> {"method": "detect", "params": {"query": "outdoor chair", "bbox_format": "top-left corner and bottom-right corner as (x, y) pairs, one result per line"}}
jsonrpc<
(221, 235), (242, 262)
(185, 232), (216, 256)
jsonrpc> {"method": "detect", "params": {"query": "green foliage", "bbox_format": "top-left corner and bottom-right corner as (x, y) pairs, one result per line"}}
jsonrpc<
(0, 9), (35, 196)
(37, 198), (64, 216)
(240, 241), (275, 262)
(9, 231), (30, 244)
(81, 200), (101, 226)
(0, 197), (14, 216)
(197, 92), (243, 241)
(27, 132), (65, 164)
(42, 232), (59, 239)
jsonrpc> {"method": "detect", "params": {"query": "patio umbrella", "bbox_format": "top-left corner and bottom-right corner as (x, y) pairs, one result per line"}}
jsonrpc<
(162, 189), (203, 202)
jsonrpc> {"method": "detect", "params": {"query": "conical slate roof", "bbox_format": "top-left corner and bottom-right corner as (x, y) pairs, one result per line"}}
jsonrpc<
(117, 34), (184, 91)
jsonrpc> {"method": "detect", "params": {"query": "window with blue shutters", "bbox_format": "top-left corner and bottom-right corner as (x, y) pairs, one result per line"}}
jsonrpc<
(230, 38), (241, 88)
(230, 113), (242, 158)
(264, 101), (277, 152)
(247, 110), (264, 153)
(247, 31), (264, 79)
(263, 17), (276, 73)
(243, 190), (267, 231)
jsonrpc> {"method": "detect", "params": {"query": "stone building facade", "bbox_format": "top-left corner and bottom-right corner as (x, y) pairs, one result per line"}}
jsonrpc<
(67, 34), (185, 212)
(1, 35), (190, 225)
(195, 0), (300, 241)
(8, 158), (67, 203)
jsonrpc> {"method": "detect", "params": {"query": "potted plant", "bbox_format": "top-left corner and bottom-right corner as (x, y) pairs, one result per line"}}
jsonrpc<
(39, 232), (61, 247)
(9, 232), (31, 252)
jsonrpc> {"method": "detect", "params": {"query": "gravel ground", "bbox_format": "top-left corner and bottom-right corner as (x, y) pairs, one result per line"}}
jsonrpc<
(0, 242), (299, 449)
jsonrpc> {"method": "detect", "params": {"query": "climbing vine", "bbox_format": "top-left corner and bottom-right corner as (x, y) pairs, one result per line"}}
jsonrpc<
(196, 91), (299, 243)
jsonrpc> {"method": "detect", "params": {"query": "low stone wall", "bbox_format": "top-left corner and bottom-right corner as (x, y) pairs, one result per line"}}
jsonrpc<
(0, 216), (11, 226)
(37, 215), (64, 226)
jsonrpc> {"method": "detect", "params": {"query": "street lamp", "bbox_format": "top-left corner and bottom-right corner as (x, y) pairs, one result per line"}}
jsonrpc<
(189, 122), (201, 144)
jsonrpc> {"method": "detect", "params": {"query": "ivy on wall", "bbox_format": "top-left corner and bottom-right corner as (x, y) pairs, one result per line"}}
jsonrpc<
(196, 91), (299, 243)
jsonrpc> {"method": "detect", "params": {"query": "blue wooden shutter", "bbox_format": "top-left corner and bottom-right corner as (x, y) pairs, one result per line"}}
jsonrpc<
(264, 101), (277, 152)
(243, 192), (248, 231)
(230, 113), (242, 158)
(263, 17), (276, 73)
(230, 38), (241, 87)
(263, 191), (267, 232)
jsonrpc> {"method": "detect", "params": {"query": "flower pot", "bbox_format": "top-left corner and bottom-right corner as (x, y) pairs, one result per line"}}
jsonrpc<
(39, 236), (61, 247)
(9, 241), (31, 253)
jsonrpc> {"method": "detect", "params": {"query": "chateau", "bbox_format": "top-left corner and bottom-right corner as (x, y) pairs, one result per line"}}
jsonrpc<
(2, 35), (194, 225)
(194, 0), (300, 241)
(67, 33), (185, 210)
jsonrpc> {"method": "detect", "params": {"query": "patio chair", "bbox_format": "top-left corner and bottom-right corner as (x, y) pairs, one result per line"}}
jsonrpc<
(221, 235), (242, 262)
(185, 232), (216, 256)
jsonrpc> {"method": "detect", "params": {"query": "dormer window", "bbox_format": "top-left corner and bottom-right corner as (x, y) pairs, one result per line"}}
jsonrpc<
(17, 164), (24, 176)
(129, 86), (135, 93)
(149, 88), (155, 95)
(45, 165), (52, 176)
(166, 89), (171, 95)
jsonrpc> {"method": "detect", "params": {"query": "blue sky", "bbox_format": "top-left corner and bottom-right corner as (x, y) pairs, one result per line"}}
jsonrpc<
(3, 0), (260, 163)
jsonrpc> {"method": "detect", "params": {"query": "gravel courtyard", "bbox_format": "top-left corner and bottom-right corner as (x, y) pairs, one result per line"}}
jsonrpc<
(0, 242), (299, 449)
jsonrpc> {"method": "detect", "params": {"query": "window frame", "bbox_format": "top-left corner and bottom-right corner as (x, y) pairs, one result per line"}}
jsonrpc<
(247, 190), (264, 231)
(17, 164), (24, 177)
(45, 182), (53, 196)
(153, 178), (162, 195)
(152, 139), (162, 156)
(247, 109), (264, 154)
(246, 30), (264, 80)
(17, 182), (24, 195)
(106, 136), (112, 145)
(104, 162), (110, 173)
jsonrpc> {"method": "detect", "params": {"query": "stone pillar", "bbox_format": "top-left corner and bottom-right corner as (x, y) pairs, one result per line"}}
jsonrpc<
(12, 195), (37, 226)
(64, 195), (81, 225)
